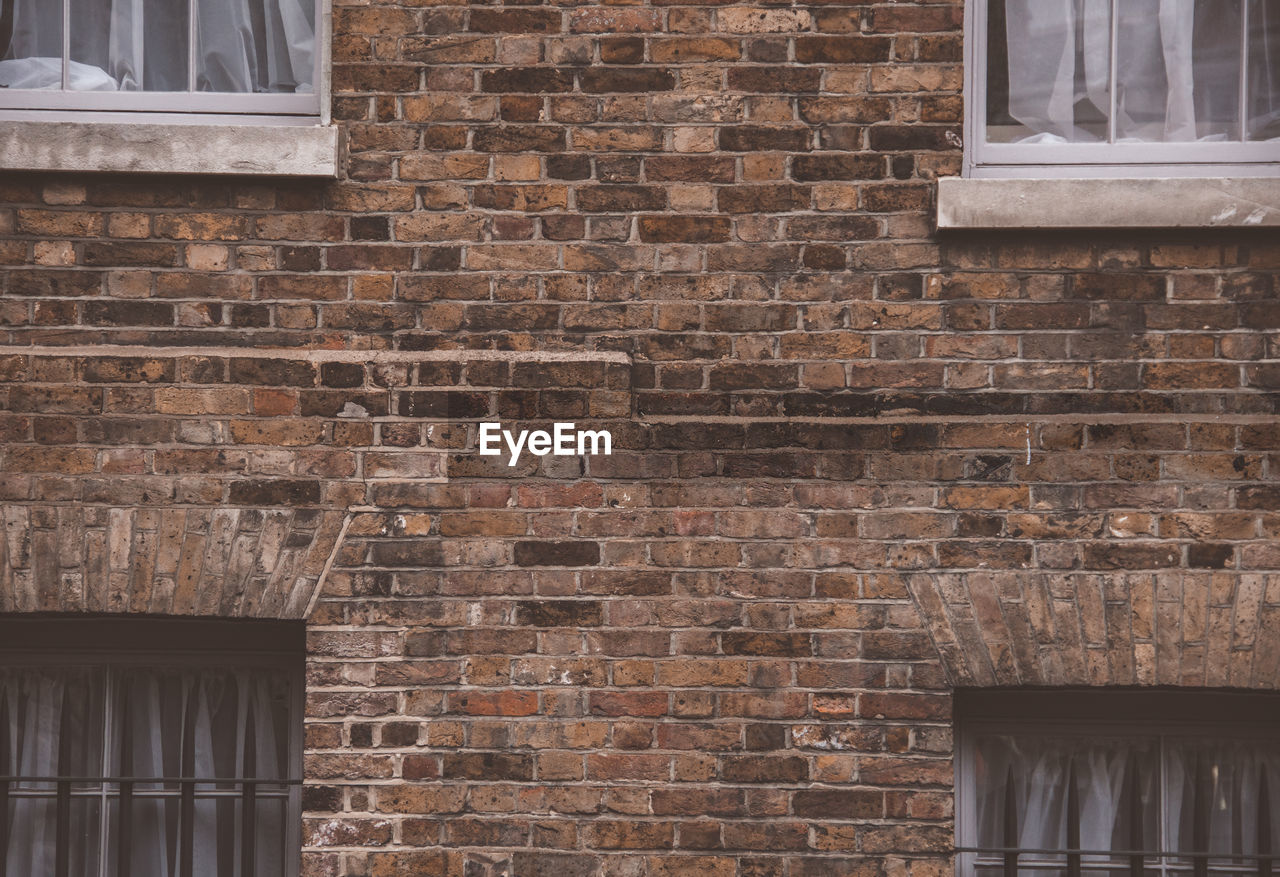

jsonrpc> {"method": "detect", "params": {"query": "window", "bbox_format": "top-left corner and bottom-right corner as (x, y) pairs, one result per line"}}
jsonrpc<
(0, 0), (336, 175)
(957, 690), (1280, 877)
(0, 617), (303, 877)
(0, 0), (321, 122)
(966, 0), (1280, 177)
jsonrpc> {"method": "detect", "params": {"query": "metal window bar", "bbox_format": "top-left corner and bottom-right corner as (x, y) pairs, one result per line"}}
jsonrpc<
(243, 696), (258, 877)
(117, 680), (132, 877)
(0, 695), (9, 870)
(1195, 756), (1211, 877)
(1067, 759), (1081, 877)
(1128, 756), (1144, 877)
(55, 684), (73, 877)
(97, 667), (113, 876)
(179, 692), (196, 877)
(959, 848), (1280, 864)
(0, 775), (299, 787)
(961, 848), (1280, 859)
(1003, 767), (1018, 877)
(0, 776), (296, 877)
(1260, 772), (1272, 877)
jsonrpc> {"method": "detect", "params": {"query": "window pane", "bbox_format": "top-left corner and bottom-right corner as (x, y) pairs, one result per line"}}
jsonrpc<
(6, 797), (102, 877)
(0, 0), (65, 89)
(1248, 0), (1280, 139)
(102, 785), (289, 875)
(104, 796), (286, 877)
(195, 0), (315, 94)
(111, 666), (294, 783)
(1113, 0), (1242, 142)
(67, 0), (189, 92)
(103, 665), (294, 877)
(988, 0), (1113, 144)
(0, 666), (104, 786)
(106, 795), (180, 877)
(974, 733), (1160, 870)
(1166, 739), (1280, 863)
(0, 665), (105, 877)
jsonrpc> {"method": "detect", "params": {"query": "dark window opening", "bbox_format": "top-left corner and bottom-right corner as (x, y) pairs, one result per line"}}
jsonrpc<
(0, 616), (304, 877)
(957, 689), (1280, 877)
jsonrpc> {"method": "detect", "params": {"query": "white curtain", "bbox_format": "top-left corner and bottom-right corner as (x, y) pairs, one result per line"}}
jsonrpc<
(1, 666), (291, 877)
(976, 734), (1280, 870)
(1166, 741), (1280, 861)
(0, 667), (103, 877)
(1002, 0), (1280, 142)
(0, 0), (314, 93)
(976, 735), (1156, 876)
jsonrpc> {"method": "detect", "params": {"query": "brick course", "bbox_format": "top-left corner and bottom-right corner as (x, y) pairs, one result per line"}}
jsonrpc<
(1, 0), (1278, 875)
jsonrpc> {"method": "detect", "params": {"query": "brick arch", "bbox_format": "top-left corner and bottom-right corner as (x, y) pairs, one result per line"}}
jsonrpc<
(0, 505), (348, 618)
(908, 572), (1280, 690)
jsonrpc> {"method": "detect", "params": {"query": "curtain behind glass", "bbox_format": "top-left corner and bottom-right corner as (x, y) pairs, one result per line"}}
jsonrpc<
(2, 665), (291, 877)
(975, 733), (1280, 870)
(995, 0), (1280, 143)
(1251, 0), (1280, 138)
(0, 667), (105, 877)
(0, 0), (313, 92)
(974, 734), (1158, 876)
(113, 667), (291, 877)
(1166, 740), (1280, 863)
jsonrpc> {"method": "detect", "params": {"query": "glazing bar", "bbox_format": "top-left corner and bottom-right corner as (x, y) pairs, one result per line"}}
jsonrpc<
(0, 695), (9, 869)
(1108, 0), (1119, 143)
(243, 700), (258, 877)
(179, 694), (196, 877)
(61, 0), (70, 90)
(188, 0), (198, 92)
(1067, 759), (1081, 877)
(1003, 768), (1019, 877)
(1259, 771), (1272, 877)
(1241, 0), (1251, 140)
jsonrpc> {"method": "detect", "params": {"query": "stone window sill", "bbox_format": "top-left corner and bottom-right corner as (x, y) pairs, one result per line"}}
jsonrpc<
(937, 177), (1280, 229)
(0, 120), (339, 177)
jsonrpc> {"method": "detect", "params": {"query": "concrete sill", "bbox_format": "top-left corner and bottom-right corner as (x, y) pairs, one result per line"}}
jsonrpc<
(937, 177), (1280, 229)
(0, 120), (339, 177)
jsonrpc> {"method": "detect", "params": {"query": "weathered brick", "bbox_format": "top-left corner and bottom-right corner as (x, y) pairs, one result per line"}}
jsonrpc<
(2, 4), (1271, 875)
(514, 541), (601, 567)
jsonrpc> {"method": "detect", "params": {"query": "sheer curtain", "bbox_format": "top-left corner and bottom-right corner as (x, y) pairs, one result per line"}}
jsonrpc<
(1, 665), (292, 877)
(1000, 0), (1280, 142)
(0, 667), (104, 877)
(975, 733), (1280, 871)
(0, 0), (314, 93)
(1166, 741), (1280, 862)
(975, 735), (1157, 876)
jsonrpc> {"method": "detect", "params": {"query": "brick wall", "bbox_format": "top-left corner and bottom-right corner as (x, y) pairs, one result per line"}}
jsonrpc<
(1, 0), (1279, 875)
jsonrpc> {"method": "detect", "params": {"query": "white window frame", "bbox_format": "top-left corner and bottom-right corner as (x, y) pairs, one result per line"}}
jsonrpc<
(955, 690), (1280, 877)
(0, 0), (329, 124)
(963, 0), (1280, 179)
(0, 0), (336, 174)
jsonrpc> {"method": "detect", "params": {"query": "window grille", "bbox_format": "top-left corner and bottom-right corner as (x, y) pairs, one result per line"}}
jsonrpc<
(0, 618), (304, 877)
(957, 690), (1280, 877)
